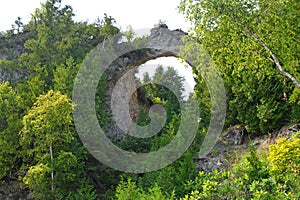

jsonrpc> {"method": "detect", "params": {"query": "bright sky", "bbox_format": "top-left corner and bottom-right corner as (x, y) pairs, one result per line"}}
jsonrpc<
(0, 0), (191, 32)
(0, 0), (195, 95)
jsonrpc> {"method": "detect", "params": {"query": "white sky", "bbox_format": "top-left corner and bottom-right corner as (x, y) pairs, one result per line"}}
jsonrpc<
(0, 0), (191, 32)
(0, 0), (195, 94)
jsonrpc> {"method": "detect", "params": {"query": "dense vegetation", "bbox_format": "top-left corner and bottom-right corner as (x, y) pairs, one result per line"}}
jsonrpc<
(0, 0), (299, 199)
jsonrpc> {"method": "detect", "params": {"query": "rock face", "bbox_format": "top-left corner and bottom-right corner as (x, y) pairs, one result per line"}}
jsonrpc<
(103, 27), (187, 137)
(194, 125), (247, 172)
(0, 33), (27, 61)
(0, 31), (29, 82)
(0, 180), (32, 200)
(194, 123), (300, 173)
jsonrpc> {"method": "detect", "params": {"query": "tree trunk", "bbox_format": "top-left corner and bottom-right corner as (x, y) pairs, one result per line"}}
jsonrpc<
(49, 144), (54, 194)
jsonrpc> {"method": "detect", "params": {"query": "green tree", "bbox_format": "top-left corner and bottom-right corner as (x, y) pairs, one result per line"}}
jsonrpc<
(20, 90), (73, 196)
(149, 65), (185, 115)
(179, 0), (299, 87)
(124, 25), (135, 42)
(0, 82), (22, 180)
(12, 17), (24, 34)
(179, 0), (300, 133)
(143, 72), (151, 83)
(20, 90), (95, 199)
(20, 0), (120, 89)
(53, 57), (78, 97)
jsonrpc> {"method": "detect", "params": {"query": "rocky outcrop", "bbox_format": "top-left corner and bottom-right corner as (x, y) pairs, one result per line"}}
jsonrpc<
(194, 124), (300, 173)
(0, 31), (30, 82)
(194, 125), (247, 172)
(0, 31), (29, 61)
(0, 180), (32, 200)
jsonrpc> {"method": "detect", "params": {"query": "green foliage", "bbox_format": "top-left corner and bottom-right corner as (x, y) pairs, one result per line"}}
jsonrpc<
(123, 25), (135, 42)
(0, 82), (22, 180)
(136, 108), (151, 127)
(113, 99), (203, 198)
(154, 20), (168, 29)
(20, 90), (73, 156)
(98, 13), (120, 40)
(18, 0), (120, 90)
(114, 137), (300, 199)
(20, 90), (95, 199)
(1, 2), (121, 197)
(115, 178), (175, 200)
(268, 133), (300, 179)
(21, 0), (76, 78)
(179, 0), (300, 133)
(95, 74), (113, 129)
(137, 65), (185, 133)
(182, 170), (230, 200)
(244, 145), (269, 181)
(64, 182), (97, 200)
(181, 139), (300, 200)
(110, 85), (202, 199)
(138, 151), (197, 198)
(23, 163), (52, 199)
(0, 60), (21, 83)
(16, 75), (46, 110)
(1, 0), (299, 199)
(53, 57), (78, 97)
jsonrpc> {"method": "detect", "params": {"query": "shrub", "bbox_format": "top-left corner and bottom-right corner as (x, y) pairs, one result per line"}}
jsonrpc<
(268, 133), (300, 179)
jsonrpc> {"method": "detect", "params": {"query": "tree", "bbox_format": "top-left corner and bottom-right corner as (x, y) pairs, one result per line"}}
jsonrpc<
(20, 90), (73, 194)
(12, 17), (23, 34)
(53, 57), (78, 97)
(180, 0), (299, 87)
(20, 0), (120, 89)
(20, 90), (95, 199)
(136, 65), (185, 133)
(154, 19), (168, 28)
(98, 13), (120, 46)
(20, 0), (76, 86)
(0, 82), (22, 180)
(124, 25), (135, 42)
(152, 65), (185, 115)
(143, 72), (151, 83)
(179, 0), (300, 132)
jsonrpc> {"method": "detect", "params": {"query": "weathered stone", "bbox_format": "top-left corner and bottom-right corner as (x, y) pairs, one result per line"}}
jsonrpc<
(194, 125), (248, 172)
(104, 28), (187, 138)
(0, 31), (29, 82)
(0, 180), (32, 200)
(221, 125), (245, 146)
(193, 157), (229, 173)
(194, 123), (300, 173)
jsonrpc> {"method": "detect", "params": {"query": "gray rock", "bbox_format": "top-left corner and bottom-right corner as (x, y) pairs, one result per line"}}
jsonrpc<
(103, 28), (187, 138)
(0, 180), (32, 200)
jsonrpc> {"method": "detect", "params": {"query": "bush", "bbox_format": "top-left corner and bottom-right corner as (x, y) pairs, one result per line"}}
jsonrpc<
(115, 178), (174, 200)
(268, 133), (300, 179)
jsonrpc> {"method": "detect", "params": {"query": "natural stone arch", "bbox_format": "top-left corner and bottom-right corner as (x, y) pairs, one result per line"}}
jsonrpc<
(73, 27), (226, 166)
(103, 27), (190, 137)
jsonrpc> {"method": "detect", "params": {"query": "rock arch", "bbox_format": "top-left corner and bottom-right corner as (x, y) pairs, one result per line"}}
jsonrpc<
(73, 27), (226, 161)
(102, 27), (189, 137)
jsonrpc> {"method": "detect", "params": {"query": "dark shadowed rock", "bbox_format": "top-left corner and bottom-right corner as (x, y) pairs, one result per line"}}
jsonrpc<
(0, 180), (32, 200)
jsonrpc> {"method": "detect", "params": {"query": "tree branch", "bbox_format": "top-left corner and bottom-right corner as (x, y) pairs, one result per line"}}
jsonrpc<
(223, 4), (300, 88)
(251, 33), (300, 87)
